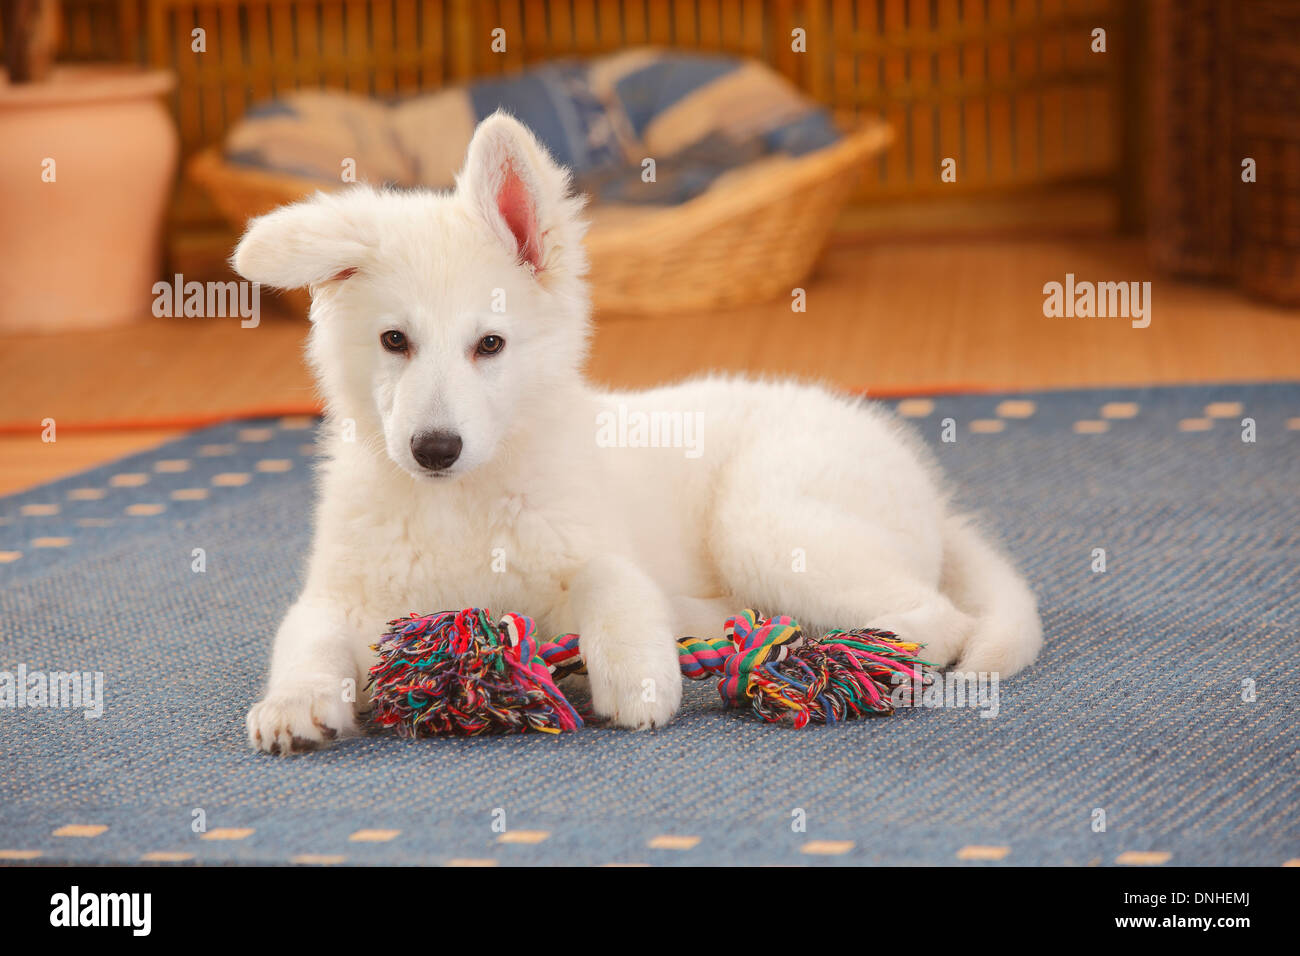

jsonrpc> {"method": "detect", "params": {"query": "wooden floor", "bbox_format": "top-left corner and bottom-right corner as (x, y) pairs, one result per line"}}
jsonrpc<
(2, 235), (1298, 496)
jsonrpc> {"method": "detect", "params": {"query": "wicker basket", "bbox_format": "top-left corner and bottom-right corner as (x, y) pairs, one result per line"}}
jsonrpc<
(188, 119), (891, 316)
(1232, 0), (1300, 306)
(1146, 0), (1236, 279)
(1147, 0), (1300, 305)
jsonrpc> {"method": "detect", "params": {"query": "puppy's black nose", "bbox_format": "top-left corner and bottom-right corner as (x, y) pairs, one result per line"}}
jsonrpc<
(410, 430), (462, 471)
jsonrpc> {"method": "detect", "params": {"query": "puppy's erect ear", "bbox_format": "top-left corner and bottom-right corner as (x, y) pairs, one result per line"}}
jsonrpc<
(231, 191), (372, 290)
(457, 111), (586, 279)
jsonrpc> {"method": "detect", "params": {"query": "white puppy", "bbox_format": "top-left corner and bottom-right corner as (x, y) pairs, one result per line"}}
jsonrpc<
(234, 112), (1042, 753)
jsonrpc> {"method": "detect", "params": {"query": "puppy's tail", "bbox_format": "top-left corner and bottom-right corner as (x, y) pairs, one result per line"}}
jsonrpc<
(939, 513), (1043, 676)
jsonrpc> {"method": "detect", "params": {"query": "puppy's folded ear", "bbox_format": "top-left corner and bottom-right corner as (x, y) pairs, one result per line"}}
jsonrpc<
(457, 110), (587, 281)
(231, 191), (372, 290)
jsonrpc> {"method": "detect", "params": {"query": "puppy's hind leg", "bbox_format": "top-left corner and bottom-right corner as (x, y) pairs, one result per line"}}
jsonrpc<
(939, 514), (1043, 676)
(709, 504), (976, 667)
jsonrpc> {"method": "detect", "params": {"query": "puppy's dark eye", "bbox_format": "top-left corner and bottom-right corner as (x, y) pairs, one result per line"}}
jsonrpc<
(476, 334), (505, 356)
(381, 330), (408, 354)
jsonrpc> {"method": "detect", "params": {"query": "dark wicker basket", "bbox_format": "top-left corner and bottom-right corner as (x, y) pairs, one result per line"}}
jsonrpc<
(1146, 0), (1235, 279)
(1233, 0), (1300, 305)
(1147, 0), (1300, 306)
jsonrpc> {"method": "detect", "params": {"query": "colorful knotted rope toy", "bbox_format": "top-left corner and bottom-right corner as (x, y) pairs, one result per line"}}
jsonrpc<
(367, 607), (930, 736)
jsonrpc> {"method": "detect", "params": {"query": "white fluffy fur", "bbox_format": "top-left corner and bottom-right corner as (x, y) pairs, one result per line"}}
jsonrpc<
(233, 112), (1042, 753)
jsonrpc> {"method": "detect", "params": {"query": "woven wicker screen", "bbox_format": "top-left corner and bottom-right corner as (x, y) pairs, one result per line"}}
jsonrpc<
(806, 0), (1123, 197)
(122, 0), (1123, 196)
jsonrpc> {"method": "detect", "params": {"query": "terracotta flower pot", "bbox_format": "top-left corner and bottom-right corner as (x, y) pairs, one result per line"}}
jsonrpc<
(0, 65), (178, 332)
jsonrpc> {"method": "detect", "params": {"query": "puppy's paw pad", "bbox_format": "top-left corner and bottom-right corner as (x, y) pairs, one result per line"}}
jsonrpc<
(953, 622), (1043, 677)
(589, 654), (683, 730)
(867, 602), (975, 669)
(246, 685), (357, 755)
(603, 693), (681, 730)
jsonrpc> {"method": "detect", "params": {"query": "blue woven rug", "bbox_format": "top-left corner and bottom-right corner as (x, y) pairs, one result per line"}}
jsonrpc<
(2, 385), (1297, 866)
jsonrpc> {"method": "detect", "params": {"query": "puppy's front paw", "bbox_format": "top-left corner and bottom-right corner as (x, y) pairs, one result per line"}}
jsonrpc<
(586, 636), (683, 730)
(245, 681), (357, 754)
